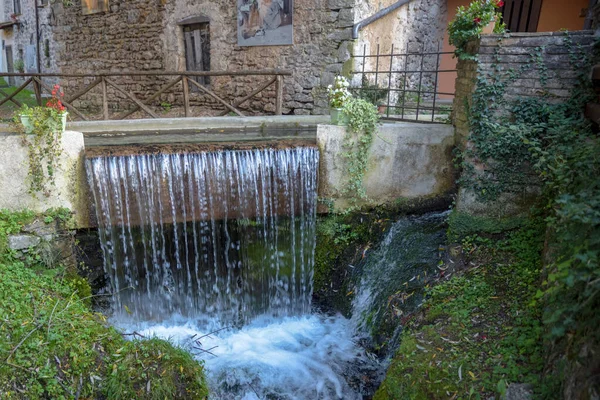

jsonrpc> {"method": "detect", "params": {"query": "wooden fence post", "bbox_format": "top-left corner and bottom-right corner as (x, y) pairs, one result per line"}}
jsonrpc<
(275, 75), (283, 115)
(101, 77), (109, 120)
(182, 76), (190, 117)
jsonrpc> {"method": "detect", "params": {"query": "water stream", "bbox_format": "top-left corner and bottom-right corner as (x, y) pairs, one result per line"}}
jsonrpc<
(87, 146), (447, 399)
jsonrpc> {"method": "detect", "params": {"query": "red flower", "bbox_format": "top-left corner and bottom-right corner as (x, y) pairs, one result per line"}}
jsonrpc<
(474, 17), (482, 24)
(496, 0), (504, 7)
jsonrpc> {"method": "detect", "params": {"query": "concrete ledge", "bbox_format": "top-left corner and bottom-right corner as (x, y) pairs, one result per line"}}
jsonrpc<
(0, 131), (91, 227)
(317, 122), (456, 210)
(64, 115), (329, 147)
(68, 115), (330, 133)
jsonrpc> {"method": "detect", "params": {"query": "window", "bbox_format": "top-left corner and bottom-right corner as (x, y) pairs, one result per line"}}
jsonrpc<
(183, 21), (210, 86)
(500, 0), (543, 32)
(14, 0), (21, 15)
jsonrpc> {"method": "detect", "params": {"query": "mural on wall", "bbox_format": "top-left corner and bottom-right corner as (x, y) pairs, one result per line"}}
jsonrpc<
(82, 0), (109, 15)
(237, 0), (293, 46)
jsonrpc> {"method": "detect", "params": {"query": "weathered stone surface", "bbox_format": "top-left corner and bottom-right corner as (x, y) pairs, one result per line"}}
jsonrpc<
(317, 122), (455, 211)
(505, 383), (533, 400)
(8, 235), (41, 250)
(452, 32), (595, 219)
(39, 0), (362, 116)
(0, 131), (90, 228)
(22, 220), (58, 237)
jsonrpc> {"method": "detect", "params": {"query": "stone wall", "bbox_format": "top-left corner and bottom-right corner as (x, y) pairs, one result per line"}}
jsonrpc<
(454, 31), (596, 150)
(52, 1), (168, 112)
(7, 217), (77, 271)
(317, 122), (455, 211)
(4, 0), (58, 83)
(45, 0), (358, 116)
(0, 130), (90, 227)
(453, 31), (596, 218)
(351, 0), (447, 104)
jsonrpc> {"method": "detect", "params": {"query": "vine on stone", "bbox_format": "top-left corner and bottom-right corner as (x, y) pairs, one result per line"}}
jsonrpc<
(15, 85), (68, 196)
(340, 97), (380, 209)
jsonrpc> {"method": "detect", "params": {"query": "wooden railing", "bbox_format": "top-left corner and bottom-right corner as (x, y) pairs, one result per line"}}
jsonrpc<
(0, 70), (291, 121)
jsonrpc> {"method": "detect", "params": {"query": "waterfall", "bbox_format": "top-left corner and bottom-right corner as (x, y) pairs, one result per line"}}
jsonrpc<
(86, 146), (319, 324)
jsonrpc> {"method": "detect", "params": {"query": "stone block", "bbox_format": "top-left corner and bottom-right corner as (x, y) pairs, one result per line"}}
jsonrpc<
(328, 0), (353, 10)
(23, 219), (58, 237)
(337, 8), (354, 27)
(8, 235), (41, 250)
(317, 123), (456, 211)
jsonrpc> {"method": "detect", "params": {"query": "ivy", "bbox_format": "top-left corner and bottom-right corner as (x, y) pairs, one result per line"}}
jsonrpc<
(340, 97), (380, 209)
(15, 105), (66, 196)
(457, 32), (600, 348)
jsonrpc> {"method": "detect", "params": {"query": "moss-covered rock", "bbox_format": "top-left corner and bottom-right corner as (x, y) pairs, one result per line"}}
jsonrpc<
(0, 209), (209, 399)
(374, 219), (546, 399)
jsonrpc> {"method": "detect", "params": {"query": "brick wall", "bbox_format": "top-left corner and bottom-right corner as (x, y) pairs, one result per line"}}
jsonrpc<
(453, 31), (596, 219)
(453, 31), (596, 149)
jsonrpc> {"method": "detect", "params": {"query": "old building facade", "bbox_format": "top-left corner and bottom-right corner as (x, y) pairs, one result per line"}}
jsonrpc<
(0, 0), (593, 116)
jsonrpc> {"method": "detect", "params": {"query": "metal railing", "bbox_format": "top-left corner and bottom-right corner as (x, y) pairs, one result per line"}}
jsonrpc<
(351, 43), (456, 123)
(0, 70), (290, 121)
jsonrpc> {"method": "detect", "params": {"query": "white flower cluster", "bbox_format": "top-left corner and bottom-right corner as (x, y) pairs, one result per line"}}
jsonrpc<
(327, 75), (352, 109)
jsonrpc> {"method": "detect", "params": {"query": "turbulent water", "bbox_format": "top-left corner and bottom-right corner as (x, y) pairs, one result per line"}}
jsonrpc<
(87, 145), (448, 399)
(122, 314), (378, 400)
(352, 212), (448, 348)
(87, 147), (318, 323)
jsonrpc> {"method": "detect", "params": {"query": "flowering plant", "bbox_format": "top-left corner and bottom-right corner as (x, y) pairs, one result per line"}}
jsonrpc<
(46, 84), (66, 113)
(327, 75), (352, 109)
(448, 0), (506, 60)
(15, 84), (68, 195)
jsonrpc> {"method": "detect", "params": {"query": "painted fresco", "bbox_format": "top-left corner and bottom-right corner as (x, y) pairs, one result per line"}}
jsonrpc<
(82, 0), (109, 15)
(237, 0), (293, 46)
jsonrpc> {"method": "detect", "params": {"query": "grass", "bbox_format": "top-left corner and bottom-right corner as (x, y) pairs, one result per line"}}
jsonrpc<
(0, 85), (39, 121)
(374, 219), (546, 399)
(0, 209), (209, 399)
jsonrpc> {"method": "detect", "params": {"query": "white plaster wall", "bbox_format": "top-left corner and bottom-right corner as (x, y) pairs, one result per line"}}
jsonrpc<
(0, 130), (90, 226)
(317, 122), (455, 210)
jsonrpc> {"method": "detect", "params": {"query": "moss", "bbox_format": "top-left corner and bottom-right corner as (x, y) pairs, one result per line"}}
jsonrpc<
(104, 338), (208, 399)
(447, 210), (525, 242)
(374, 219), (546, 399)
(0, 209), (209, 399)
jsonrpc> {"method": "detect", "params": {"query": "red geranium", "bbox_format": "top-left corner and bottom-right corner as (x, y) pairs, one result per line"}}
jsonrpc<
(46, 84), (66, 113)
(496, 0), (504, 7)
(474, 17), (482, 24)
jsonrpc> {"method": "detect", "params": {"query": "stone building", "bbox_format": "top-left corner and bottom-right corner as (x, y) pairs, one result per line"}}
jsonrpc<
(0, 0), (593, 116)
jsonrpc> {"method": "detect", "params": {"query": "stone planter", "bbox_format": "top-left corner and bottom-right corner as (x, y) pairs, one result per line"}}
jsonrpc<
(19, 112), (68, 134)
(330, 108), (349, 126)
(19, 114), (33, 134)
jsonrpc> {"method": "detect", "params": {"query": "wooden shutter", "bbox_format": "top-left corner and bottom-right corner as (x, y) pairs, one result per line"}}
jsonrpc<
(501, 0), (543, 32)
(183, 23), (210, 87)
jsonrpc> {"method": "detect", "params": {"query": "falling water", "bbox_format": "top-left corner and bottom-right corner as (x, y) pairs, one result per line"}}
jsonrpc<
(86, 146), (447, 399)
(87, 147), (318, 323)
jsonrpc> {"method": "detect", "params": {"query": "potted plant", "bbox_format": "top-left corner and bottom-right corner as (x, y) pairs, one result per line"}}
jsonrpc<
(327, 75), (352, 125)
(448, 0), (506, 60)
(14, 59), (25, 74)
(15, 84), (68, 195)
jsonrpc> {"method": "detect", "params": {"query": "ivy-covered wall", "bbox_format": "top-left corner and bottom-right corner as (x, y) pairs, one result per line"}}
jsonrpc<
(452, 31), (596, 219)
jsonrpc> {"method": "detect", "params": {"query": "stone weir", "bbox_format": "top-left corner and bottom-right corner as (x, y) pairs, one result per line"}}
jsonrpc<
(86, 143), (320, 321)
(85, 141), (318, 227)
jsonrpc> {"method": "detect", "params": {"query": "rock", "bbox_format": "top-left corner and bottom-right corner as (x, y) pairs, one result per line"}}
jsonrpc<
(505, 383), (533, 400)
(337, 8), (354, 27)
(8, 235), (41, 250)
(22, 219), (57, 237)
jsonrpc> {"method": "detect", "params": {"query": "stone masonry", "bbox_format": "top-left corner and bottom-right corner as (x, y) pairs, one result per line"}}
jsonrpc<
(4, 0), (450, 116)
(44, 0), (359, 115)
(3, 0), (58, 83)
(453, 31), (596, 218)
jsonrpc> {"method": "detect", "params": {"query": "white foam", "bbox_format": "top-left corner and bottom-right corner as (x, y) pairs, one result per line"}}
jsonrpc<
(118, 314), (373, 399)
